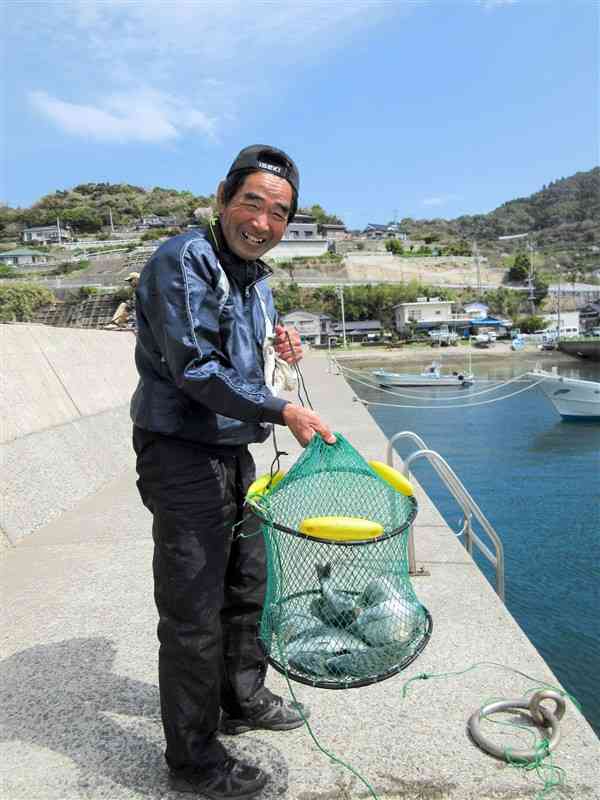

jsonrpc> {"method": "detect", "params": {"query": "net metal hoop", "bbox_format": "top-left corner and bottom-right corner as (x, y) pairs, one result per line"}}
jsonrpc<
(267, 601), (433, 689)
(251, 494), (418, 546)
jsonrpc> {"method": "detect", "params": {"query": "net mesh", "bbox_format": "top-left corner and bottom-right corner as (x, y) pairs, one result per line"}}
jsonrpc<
(252, 433), (432, 689)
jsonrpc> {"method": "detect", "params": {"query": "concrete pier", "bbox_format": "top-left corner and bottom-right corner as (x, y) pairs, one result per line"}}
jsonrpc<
(2, 325), (599, 799)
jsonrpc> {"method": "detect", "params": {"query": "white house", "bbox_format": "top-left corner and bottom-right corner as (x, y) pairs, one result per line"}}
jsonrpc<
(284, 213), (319, 240)
(22, 224), (72, 244)
(393, 297), (453, 332)
(542, 310), (580, 337)
(0, 248), (51, 268)
(364, 223), (408, 240)
(464, 301), (489, 319)
(318, 223), (347, 241)
(280, 310), (334, 345)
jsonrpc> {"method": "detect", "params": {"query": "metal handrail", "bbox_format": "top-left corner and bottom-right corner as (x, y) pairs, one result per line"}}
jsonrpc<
(386, 431), (505, 602)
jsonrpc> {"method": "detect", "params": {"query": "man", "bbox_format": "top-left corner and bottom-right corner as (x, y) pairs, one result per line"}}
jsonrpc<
(130, 145), (335, 799)
(107, 272), (139, 328)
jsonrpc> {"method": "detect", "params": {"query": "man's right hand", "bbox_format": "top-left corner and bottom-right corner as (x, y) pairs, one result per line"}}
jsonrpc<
(282, 404), (336, 447)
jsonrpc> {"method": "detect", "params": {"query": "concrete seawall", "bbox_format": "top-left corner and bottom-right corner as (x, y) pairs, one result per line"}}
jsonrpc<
(1, 326), (598, 799)
(1, 325), (138, 543)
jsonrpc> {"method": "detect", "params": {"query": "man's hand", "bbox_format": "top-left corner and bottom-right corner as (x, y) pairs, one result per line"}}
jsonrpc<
(282, 404), (336, 447)
(274, 324), (303, 364)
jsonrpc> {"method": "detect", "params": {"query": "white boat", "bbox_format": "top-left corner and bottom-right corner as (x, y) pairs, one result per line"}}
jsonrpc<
(373, 362), (474, 388)
(530, 367), (600, 420)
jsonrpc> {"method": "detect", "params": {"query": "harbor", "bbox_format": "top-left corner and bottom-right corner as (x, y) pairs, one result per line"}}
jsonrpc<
(2, 325), (599, 800)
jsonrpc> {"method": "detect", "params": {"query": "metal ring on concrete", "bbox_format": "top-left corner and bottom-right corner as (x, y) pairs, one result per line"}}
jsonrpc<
(529, 689), (566, 727)
(467, 691), (564, 763)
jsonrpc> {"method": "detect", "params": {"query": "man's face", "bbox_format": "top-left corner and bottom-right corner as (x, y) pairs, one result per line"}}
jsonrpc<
(217, 171), (292, 260)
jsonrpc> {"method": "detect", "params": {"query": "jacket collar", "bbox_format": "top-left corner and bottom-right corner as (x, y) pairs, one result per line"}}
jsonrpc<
(207, 219), (273, 292)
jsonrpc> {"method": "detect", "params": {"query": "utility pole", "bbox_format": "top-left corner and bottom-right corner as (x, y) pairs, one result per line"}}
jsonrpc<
(336, 285), (347, 348)
(473, 241), (482, 297)
(108, 208), (115, 235)
(556, 262), (562, 339)
(527, 240), (536, 315)
(56, 217), (62, 245)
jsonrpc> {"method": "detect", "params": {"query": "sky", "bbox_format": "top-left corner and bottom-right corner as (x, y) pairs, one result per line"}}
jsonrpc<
(2, 0), (598, 229)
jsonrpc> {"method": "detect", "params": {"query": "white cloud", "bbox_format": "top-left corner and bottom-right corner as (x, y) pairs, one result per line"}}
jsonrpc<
(478, 0), (517, 9)
(422, 194), (460, 208)
(14, 1), (400, 143)
(422, 196), (444, 207)
(29, 89), (216, 144)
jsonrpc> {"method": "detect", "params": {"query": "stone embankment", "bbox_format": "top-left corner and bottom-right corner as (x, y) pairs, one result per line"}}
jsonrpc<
(267, 253), (506, 289)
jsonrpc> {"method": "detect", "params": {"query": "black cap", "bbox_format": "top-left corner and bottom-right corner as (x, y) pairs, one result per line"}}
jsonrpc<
(226, 144), (299, 196)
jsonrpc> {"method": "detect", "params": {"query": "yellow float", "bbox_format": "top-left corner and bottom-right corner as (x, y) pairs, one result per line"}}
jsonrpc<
(368, 461), (414, 496)
(246, 470), (286, 500)
(298, 515), (384, 542)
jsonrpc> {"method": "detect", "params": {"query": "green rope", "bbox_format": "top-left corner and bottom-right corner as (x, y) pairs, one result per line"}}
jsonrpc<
(275, 639), (380, 800)
(269, 659), (579, 800)
(400, 662), (578, 800)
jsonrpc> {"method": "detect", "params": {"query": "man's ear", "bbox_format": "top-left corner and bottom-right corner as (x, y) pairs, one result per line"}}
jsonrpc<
(216, 181), (226, 213)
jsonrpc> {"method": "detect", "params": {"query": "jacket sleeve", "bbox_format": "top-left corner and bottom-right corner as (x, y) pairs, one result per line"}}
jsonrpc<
(146, 237), (288, 425)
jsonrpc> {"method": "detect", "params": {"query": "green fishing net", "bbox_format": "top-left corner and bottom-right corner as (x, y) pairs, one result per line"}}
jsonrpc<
(249, 433), (432, 689)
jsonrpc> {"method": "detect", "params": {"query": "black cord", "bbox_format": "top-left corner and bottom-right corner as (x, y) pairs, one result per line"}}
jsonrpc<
(270, 426), (288, 481)
(285, 330), (314, 410)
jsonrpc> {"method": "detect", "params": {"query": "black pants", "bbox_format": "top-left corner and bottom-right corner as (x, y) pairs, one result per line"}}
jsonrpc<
(133, 428), (268, 774)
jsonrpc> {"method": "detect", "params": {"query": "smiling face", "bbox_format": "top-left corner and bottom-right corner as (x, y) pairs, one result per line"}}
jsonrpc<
(217, 171), (292, 260)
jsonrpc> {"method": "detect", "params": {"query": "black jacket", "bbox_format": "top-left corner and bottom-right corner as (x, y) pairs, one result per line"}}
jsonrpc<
(130, 224), (288, 446)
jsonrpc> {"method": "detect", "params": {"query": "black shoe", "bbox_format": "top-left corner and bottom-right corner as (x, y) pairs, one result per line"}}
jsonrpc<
(220, 688), (309, 735)
(169, 757), (267, 799)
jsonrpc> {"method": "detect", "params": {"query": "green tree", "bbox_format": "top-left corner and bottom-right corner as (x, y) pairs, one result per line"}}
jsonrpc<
(508, 251), (530, 282)
(0, 283), (56, 322)
(61, 206), (103, 233)
(385, 239), (404, 255)
(533, 273), (549, 306)
(515, 314), (546, 333)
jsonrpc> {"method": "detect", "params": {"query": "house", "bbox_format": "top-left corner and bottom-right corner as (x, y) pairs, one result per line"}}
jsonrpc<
(318, 223), (347, 241)
(578, 302), (600, 332)
(137, 214), (178, 230)
(464, 301), (489, 320)
(22, 224), (72, 244)
(0, 248), (51, 268)
(542, 311), (580, 337)
(393, 297), (453, 333)
(284, 213), (318, 240)
(364, 223), (408, 240)
(280, 310), (335, 345)
(470, 317), (512, 338)
(331, 319), (384, 342)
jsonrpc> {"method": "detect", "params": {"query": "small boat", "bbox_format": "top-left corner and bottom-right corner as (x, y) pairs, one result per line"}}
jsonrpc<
(530, 367), (600, 420)
(373, 362), (473, 388)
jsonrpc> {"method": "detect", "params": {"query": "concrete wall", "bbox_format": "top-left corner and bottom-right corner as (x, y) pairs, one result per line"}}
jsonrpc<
(1, 325), (138, 542)
(268, 239), (329, 259)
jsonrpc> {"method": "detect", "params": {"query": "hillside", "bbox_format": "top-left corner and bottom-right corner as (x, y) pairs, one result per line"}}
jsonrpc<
(399, 168), (599, 273)
(1, 168), (598, 274)
(0, 183), (214, 236)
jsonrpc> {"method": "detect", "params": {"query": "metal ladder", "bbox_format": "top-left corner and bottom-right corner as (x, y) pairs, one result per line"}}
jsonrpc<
(387, 431), (505, 603)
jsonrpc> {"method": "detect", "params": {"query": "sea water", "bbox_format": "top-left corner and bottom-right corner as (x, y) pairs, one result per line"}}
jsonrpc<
(348, 356), (600, 736)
